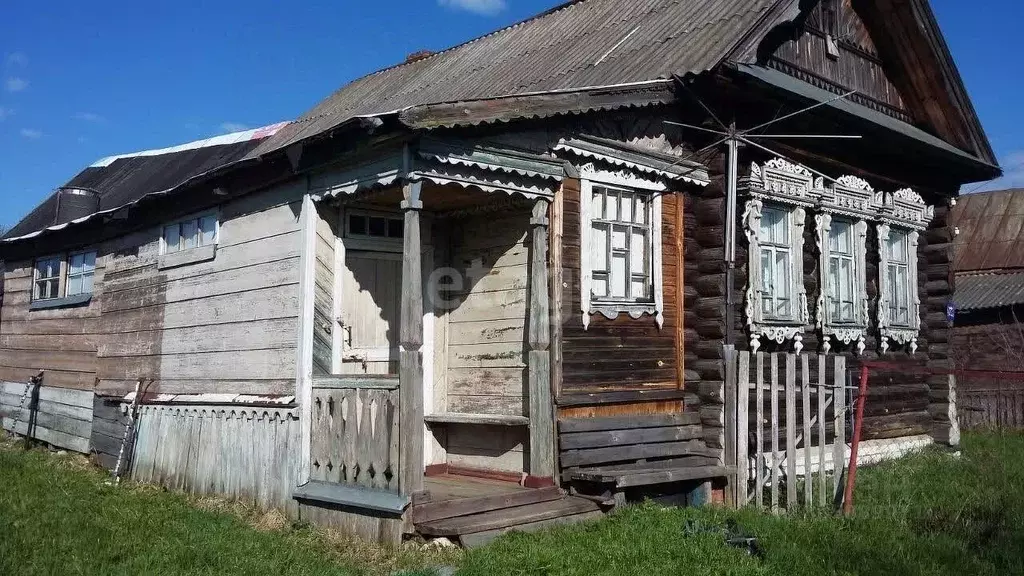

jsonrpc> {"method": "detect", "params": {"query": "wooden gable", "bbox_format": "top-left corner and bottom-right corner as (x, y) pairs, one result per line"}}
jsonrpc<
(745, 0), (996, 167)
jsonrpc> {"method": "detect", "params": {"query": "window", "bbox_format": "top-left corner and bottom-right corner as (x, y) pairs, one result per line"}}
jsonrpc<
(66, 251), (97, 297)
(589, 185), (651, 302)
(759, 206), (793, 320)
(885, 229), (912, 326)
(163, 214), (217, 254)
(33, 256), (62, 301)
(828, 219), (856, 323)
(347, 213), (403, 240)
(578, 167), (665, 329)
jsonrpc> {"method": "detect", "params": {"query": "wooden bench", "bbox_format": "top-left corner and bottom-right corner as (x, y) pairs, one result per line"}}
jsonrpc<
(558, 413), (733, 506)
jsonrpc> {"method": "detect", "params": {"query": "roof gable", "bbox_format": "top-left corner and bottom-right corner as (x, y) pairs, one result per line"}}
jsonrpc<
(951, 189), (1024, 273)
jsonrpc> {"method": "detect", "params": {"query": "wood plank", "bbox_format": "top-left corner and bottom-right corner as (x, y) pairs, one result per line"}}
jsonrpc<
(1, 382), (93, 407)
(785, 354), (797, 508)
(0, 395), (92, 422)
(399, 182), (425, 497)
(459, 510), (603, 549)
(416, 496), (600, 537)
(723, 345), (736, 506)
(560, 439), (717, 467)
(770, 353), (779, 513)
(597, 465), (736, 488)
(755, 352), (764, 509)
(557, 412), (700, 433)
(736, 351), (749, 506)
(833, 356), (847, 505)
(2, 417), (90, 453)
(802, 354), (812, 506)
(425, 413), (528, 426)
(559, 425), (702, 450)
(0, 406), (91, 437)
(413, 486), (562, 524)
(96, 348), (296, 381)
(817, 354), (827, 507)
(448, 342), (525, 369)
(97, 318), (298, 357)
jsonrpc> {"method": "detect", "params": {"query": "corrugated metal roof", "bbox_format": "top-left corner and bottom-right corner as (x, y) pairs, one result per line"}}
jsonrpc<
(951, 188), (1024, 273)
(3, 123), (287, 240)
(954, 272), (1024, 312)
(249, 0), (778, 157)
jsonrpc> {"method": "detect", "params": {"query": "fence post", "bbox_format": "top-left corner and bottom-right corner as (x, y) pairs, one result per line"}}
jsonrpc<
(843, 363), (869, 515)
(785, 354), (797, 508)
(770, 353), (780, 513)
(832, 356), (847, 507)
(723, 345), (737, 507)
(817, 354), (827, 507)
(801, 354), (812, 506)
(755, 352), (765, 509)
(736, 351), (750, 507)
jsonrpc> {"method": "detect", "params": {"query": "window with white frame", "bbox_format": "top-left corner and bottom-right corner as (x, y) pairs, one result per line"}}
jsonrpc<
(579, 167), (664, 329)
(66, 251), (97, 297)
(163, 214), (217, 254)
(884, 228), (913, 327)
(759, 205), (794, 321)
(33, 256), (62, 301)
(827, 219), (857, 323)
(346, 212), (404, 240)
(589, 185), (651, 302)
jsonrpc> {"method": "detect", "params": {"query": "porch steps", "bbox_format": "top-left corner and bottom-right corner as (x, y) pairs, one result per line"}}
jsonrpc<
(416, 495), (603, 547)
(413, 485), (563, 524)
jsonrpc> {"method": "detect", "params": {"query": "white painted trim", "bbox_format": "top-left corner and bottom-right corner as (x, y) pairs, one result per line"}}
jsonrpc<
(295, 192), (317, 483)
(652, 192), (665, 329)
(579, 163), (668, 191)
(580, 179), (594, 329)
(877, 224), (921, 354)
(815, 215), (869, 354)
(158, 209), (220, 256)
(422, 245), (435, 469)
(333, 206), (346, 374)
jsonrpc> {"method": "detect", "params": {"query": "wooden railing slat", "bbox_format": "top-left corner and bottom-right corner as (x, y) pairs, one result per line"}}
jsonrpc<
(755, 352), (765, 509)
(770, 353), (780, 513)
(785, 354), (797, 508)
(736, 351), (750, 507)
(801, 354), (812, 507)
(832, 356), (847, 506)
(817, 354), (827, 507)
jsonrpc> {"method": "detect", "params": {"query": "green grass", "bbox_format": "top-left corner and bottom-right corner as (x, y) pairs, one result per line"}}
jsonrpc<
(459, 431), (1024, 576)
(0, 438), (454, 575)
(4, 432), (1024, 576)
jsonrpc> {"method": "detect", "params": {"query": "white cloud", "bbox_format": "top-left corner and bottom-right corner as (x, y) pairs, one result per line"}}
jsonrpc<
(74, 112), (105, 123)
(219, 122), (249, 133)
(4, 77), (28, 92)
(962, 150), (1024, 194)
(0, 107), (11, 121)
(19, 128), (41, 139)
(438, 0), (507, 16)
(5, 52), (27, 67)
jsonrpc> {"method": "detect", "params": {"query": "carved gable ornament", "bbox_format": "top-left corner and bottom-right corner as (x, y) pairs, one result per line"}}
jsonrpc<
(875, 187), (936, 230)
(746, 158), (822, 206)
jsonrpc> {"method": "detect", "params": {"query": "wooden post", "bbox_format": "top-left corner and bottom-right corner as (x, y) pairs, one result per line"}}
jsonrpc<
(817, 354), (827, 507)
(528, 199), (555, 481)
(785, 354), (797, 509)
(296, 193), (317, 484)
(755, 352), (764, 509)
(832, 356), (846, 506)
(736, 351), (749, 507)
(399, 181), (425, 497)
(770, 353), (779, 513)
(723, 345), (737, 506)
(801, 354), (812, 506)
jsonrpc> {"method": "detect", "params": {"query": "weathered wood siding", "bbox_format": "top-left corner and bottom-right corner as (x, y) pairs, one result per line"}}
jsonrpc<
(559, 181), (683, 393)
(313, 204), (337, 375)
(130, 403), (301, 515)
(445, 210), (530, 416)
(95, 183), (305, 396)
(0, 381), (93, 452)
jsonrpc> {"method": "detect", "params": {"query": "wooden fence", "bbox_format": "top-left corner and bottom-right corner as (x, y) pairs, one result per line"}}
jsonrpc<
(309, 379), (400, 492)
(958, 378), (1024, 430)
(0, 381), (93, 453)
(726, 349), (849, 511)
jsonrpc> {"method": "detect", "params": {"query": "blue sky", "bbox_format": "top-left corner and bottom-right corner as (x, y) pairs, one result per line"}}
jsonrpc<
(1, 0), (1021, 229)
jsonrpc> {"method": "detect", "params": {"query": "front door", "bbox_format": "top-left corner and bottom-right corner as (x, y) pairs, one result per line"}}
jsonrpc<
(338, 250), (402, 374)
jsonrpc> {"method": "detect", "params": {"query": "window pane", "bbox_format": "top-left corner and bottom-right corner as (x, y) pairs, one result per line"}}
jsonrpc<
(775, 250), (790, 301)
(760, 250), (772, 293)
(387, 218), (403, 238)
(592, 274), (608, 298)
(199, 216), (217, 246)
(164, 224), (181, 253)
(611, 225), (627, 250)
(591, 223), (608, 271)
(182, 220), (198, 250)
(630, 230), (646, 279)
(67, 275), (83, 297)
(619, 194), (632, 223)
(69, 253), (84, 275)
(82, 272), (95, 295)
(610, 253), (627, 298)
(368, 217), (386, 236)
(634, 197), (646, 224)
(830, 221), (852, 254)
(593, 191), (605, 219)
(83, 252), (96, 272)
(606, 191), (618, 221)
(631, 278), (648, 300)
(349, 215), (367, 235)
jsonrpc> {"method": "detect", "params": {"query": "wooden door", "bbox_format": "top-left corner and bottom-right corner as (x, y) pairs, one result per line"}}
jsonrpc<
(338, 251), (402, 374)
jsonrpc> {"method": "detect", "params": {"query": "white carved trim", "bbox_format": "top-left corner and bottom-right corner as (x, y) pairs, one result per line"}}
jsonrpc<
(815, 215), (869, 354)
(554, 142), (710, 186)
(874, 187), (935, 230)
(743, 198), (807, 353)
(745, 158), (820, 208)
(579, 163), (667, 191)
(579, 169), (665, 330)
(877, 224), (922, 354)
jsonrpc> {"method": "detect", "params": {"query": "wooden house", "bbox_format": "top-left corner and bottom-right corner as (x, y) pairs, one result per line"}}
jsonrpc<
(0, 0), (998, 544)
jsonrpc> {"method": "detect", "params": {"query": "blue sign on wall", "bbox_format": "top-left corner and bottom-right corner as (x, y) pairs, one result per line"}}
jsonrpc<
(947, 302), (956, 323)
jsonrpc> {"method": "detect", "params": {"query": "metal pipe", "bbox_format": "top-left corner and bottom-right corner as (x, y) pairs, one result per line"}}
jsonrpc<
(843, 364), (870, 515)
(724, 133), (739, 347)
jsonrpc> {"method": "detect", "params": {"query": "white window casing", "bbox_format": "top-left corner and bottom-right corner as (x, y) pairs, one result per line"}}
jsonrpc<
(33, 255), (63, 301)
(815, 175), (874, 355)
(579, 164), (664, 329)
(66, 251), (97, 297)
(161, 212), (219, 255)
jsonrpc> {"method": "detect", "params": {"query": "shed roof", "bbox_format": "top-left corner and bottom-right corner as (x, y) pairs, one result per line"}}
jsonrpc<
(3, 123), (287, 241)
(248, 0), (778, 157)
(954, 271), (1024, 312)
(951, 188), (1024, 273)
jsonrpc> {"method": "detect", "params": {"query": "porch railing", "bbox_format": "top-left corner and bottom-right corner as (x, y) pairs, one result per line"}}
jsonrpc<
(309, 376), (400, 492)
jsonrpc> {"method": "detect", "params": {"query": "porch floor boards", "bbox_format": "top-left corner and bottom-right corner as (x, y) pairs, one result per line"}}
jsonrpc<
(413, 474), (603, 546)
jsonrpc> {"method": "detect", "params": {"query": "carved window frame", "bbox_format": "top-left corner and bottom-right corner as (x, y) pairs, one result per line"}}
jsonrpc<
(579, 164), (664, 329)
(875, 188), (933, 354)
(815, 175), (874, 354)
(741, 158), (817, 353)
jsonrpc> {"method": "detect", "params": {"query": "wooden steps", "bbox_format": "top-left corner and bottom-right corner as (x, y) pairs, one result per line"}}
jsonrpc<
(416, 495), (602, 541)
(413, 485), (563, 524)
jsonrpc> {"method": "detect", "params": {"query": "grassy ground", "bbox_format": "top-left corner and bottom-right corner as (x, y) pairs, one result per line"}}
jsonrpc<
(459, 431), (1024, 576)
(0, 437), (457, 575)
(2, 432), (1023, 575)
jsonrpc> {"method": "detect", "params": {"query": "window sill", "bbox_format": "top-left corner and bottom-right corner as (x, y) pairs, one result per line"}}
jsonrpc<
(29, 293), (92, 311)
(590, 302), (657, 321)
(158, 244), (216, 270)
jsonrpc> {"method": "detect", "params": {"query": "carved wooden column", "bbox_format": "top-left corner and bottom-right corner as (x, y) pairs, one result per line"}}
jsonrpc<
(399, 181), (424, 496)
(528, 198), (555, 481)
